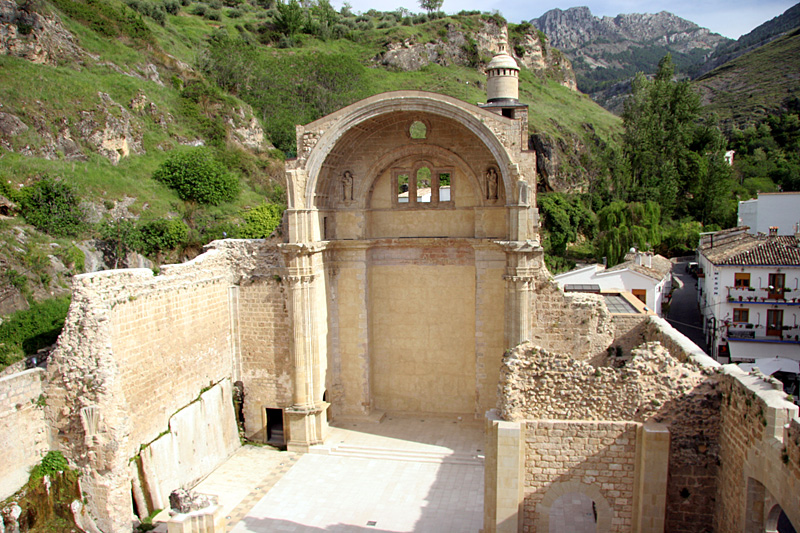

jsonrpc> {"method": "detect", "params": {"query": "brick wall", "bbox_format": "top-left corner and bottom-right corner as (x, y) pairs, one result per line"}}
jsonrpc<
(523, 420), (639, 532)
(0, 368), (50, 500)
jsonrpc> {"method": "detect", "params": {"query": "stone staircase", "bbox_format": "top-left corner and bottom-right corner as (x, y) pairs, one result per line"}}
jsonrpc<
(310, 443), (484, 465)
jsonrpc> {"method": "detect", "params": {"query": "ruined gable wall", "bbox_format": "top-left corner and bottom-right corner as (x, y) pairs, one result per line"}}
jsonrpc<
(0, 368), (50, 500)
(715, 368), (800, 532)
(45, 243), (260, 531)
(529, 281), (614, 361)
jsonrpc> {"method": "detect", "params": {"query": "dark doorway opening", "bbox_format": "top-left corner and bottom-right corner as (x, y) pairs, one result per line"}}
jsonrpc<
(265, 408), (285, 446)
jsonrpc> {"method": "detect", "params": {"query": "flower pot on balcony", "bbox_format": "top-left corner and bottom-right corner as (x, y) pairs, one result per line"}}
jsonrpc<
(738, 296), (743, 301)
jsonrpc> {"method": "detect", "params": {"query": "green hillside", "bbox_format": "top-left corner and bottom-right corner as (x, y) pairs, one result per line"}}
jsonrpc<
(694, 27), (800, 128)
(0, 0), (622, 369)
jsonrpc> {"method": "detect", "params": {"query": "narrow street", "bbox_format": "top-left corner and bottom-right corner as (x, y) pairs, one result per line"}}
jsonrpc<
(667, 260), (710, 354)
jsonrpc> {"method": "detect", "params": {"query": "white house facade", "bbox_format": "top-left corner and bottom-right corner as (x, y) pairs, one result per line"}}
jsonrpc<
(697, 227), (800, 363)
(738, 192), (800, 235)
(553, 251), (672, 316)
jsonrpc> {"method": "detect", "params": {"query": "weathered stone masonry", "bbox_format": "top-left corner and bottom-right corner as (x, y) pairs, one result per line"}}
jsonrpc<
(0, 368), (50, 501)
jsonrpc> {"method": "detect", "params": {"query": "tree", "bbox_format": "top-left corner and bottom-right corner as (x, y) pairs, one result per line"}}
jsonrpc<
(152, 148), (239, 206)
(275, 0), (304, 36)
(620, 54), (733, 224)
(418, 0), (442, 15)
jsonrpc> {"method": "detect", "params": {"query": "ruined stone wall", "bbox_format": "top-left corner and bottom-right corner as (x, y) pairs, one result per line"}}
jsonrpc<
(109, 272), (233, 450)
(238, 278), (292, 439)
(529, 281), (614, 361)
(499, 342), (710, 422)
(498, 340), (723, 532)
(610, 314), (648, 354)
(0, 368), (50, 500)
(45, 247), (240, 531)
(523, 420), (639, 532)
(715, 368), (800, 532)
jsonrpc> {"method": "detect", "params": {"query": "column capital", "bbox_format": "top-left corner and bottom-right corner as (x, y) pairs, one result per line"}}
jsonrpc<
(493, 239), (542, 253)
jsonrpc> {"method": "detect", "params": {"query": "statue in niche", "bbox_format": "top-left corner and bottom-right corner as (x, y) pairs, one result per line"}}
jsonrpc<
(341, 170), (354, 201)
(486, 167), (499, 200)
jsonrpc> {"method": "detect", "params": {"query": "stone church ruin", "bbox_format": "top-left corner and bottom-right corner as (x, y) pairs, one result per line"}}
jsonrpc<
(1, 43), (799, 533)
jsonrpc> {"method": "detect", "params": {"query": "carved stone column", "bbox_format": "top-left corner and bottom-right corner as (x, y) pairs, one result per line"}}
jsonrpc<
(279, 242), (329, 452)
(496, 240), (542, 349)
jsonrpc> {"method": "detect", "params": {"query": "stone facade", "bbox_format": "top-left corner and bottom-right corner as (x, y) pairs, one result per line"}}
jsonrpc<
(523, 420), (640, 531)
(715, 367), (800, 532)
(0, 368), (50, 500)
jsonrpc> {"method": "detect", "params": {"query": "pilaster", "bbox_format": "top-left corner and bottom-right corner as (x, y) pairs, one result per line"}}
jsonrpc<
(495, 240), (543, 348)
(279, 242), (330, 451)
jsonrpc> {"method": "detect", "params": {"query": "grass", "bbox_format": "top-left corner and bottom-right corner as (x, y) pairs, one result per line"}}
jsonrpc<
(695, 28), (800, 127)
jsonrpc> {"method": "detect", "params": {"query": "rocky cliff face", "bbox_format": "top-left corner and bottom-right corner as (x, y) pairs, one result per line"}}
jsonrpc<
(531, 6), (730, 108)
(375, 20), (577, 91)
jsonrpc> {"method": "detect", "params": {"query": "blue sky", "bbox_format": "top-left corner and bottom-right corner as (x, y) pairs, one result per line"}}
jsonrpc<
(336, 0), (798, 39)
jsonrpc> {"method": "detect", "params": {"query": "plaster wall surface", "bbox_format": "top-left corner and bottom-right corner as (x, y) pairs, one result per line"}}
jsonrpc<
(737, 192), (800, 235)
(0, 368), (50, 500)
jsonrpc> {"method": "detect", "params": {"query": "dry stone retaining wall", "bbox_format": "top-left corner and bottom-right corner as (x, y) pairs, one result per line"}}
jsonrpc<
(0, 368), (50, 500)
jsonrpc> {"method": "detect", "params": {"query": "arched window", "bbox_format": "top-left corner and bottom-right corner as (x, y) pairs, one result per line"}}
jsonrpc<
(393, 161), (453, 207)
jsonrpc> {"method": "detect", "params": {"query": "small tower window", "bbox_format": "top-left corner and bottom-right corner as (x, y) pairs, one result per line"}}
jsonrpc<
(409, 121), (427, 139)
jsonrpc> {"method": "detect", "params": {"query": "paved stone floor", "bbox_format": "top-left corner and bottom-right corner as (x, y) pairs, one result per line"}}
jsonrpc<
(191, 416), (485, 533)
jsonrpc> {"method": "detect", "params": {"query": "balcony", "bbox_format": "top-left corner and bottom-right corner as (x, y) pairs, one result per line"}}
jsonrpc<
(726, 323), (800, 343)
(725, 286), (800, 305)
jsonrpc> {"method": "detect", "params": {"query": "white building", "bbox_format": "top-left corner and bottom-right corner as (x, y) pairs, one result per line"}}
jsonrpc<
(697, 226), (800, 363)
(553, 250), (672, 316)
(737, 192), (800, 235)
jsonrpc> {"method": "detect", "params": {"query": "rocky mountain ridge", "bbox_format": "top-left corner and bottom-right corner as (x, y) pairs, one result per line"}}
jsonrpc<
(530, 6), (731, 108)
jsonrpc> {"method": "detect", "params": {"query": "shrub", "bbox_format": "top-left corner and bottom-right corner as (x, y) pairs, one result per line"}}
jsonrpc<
(239, 203), (284, 238)
(138, 219), (188, 256)
(227, 7), (242, 17)
(152, 148), (239, 205)
(0, 297), (71, 370)
(18, 178), (87, 237)
(191, 3), (207, 15)
(29, 451), (69, 482)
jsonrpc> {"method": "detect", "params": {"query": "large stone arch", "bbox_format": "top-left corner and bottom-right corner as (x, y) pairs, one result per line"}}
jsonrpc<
(300, 91), (520, 210)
